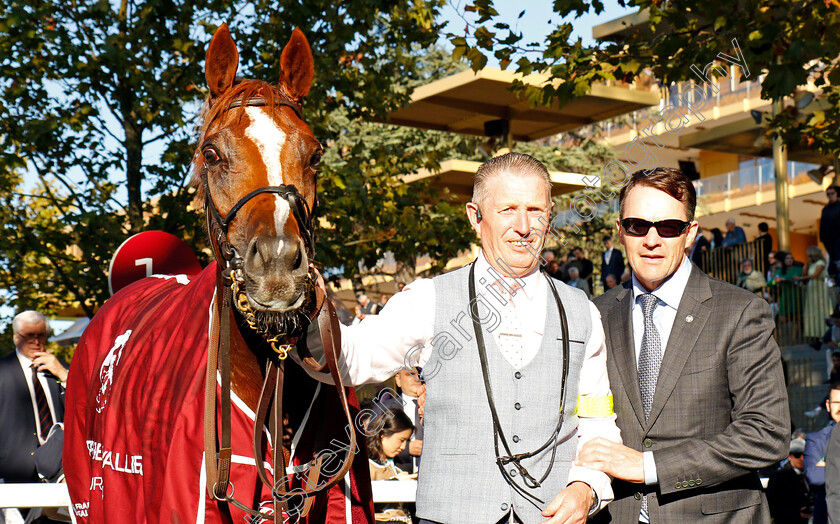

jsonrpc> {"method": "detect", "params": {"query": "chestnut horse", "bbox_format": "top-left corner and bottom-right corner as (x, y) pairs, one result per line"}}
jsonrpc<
(64, 25), (373, 523)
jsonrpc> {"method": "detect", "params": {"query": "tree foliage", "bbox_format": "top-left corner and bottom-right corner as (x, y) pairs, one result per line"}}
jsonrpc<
(0, 1), (467, 323)
(449, 0), (840, 158)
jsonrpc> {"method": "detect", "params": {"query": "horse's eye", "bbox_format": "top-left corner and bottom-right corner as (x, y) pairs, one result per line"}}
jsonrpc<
(203, 147), (221, 165)
(309, 151), (322, 169)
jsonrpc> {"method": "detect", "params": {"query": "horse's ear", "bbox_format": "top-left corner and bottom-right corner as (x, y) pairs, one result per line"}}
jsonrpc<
(279, 28), (314, 102)
(205, 23), (239, 98)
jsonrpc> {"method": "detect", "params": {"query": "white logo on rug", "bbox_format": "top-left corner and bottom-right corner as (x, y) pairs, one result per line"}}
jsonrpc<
(96, 330), (132, 413)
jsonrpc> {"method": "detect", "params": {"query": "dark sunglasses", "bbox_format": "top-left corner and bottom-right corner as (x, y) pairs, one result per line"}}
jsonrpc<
(791, 451), (803, 458)
(621, 218), (691, 238)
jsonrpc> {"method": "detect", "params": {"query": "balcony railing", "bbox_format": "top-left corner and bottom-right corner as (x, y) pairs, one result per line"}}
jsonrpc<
(694, 161), (821, 202)
(700, 240), (834, 348)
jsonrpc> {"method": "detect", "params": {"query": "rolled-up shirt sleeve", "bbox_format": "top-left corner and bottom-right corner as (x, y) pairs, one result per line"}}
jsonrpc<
(566, 301), (622, 512)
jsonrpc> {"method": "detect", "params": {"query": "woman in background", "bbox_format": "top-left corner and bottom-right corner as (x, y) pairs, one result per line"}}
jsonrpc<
(366, 408), (414, 523)
(797, 246), (833, 340)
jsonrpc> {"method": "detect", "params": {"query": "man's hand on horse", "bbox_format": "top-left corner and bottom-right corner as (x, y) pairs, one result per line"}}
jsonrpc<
(540, 481), (593, 524)
(31, 351), (68, 383)
(575, 437), (645, 482)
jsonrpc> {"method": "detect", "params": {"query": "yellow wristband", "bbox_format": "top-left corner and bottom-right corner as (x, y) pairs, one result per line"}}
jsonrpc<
(576, 395), (614, 417)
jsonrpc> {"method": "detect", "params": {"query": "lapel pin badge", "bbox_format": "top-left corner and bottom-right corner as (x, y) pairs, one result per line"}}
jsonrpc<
(685, 315), (694, 323)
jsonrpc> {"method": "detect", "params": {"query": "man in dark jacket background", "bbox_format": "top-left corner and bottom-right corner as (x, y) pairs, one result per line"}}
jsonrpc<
(820, 186), (840, 279)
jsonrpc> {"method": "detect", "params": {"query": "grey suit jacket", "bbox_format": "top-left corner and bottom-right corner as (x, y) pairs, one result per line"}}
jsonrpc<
(592, 264), (789, 523)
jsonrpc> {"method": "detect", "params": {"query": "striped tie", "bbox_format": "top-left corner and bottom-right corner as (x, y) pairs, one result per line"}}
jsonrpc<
(32, 368), (53, 440)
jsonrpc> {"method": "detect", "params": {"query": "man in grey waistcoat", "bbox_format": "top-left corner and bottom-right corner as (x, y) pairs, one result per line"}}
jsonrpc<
(304, 152), (621, 524)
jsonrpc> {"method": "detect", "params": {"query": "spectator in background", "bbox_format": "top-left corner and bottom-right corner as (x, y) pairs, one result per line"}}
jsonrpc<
(820, 315), (840, 379)
(689, 225), (710, 269)
(722, 218), (747, 247)
(767, 251), (779, 281)
(604, 273), (618, 291)
(557, 250), (575, 283)
(806, 382), (840, 524)
(736, 258), (765, 295)
(365, 408), (415, 523)
(798, 246), (834, 340)
(770, 252), (804, 342)
(767, 438), (811, 524)
(397, 282), (406, 292)
(600, 236), (623, 292)
(566, 266), (591, 297)
(710, 227), (724, 250)
(0, 311), (68, 522)
(542, 250), (555, 264)
(756, 222), (773, 274)
(377, 293), (390, 312)
(821, 186), (840, 280)
(825, 423), (840, 523)
(545, 259), (561, 280)
(620, 271), (631, 284)
(358, 294), (378, 316)
(829, 351), (840, 385)
(381, 369), (424, 475)
(568, 246), (594, 290)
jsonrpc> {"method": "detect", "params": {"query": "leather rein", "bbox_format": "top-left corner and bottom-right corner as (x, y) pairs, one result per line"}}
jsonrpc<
(201, 95), (357, 522)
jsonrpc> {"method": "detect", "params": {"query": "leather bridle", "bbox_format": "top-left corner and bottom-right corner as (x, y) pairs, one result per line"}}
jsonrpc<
(201, 95), (357, 522)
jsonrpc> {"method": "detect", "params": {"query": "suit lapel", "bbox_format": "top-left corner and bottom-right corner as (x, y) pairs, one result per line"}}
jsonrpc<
(608, 284), (646, 428)
(645, 265), (713, 428)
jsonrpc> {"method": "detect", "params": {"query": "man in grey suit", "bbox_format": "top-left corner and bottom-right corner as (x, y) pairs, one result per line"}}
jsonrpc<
(576, 167), (789, 523)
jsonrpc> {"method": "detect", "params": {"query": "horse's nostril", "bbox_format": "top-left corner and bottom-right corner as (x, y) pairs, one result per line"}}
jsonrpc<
(293, 245), (303, 271)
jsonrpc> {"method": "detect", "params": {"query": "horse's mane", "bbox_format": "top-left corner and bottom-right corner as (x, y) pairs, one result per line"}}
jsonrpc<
(190, 79), (290, 208)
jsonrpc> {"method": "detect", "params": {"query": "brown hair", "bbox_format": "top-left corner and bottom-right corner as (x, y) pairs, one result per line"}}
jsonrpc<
(365, 408), (414, 462)
(619, 167), (697, 222)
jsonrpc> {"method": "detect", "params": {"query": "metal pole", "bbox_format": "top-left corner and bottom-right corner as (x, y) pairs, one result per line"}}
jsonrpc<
(773, 98), (790, 252)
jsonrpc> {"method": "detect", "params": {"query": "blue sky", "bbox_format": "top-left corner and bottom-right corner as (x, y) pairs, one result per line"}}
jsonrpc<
(437, 0), (636, 64)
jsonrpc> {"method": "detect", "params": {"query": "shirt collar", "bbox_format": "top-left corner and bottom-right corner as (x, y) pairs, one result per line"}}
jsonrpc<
(16, 348), (32, 365)
(475, 251), (542, 301)
(631, 255), (692, 312)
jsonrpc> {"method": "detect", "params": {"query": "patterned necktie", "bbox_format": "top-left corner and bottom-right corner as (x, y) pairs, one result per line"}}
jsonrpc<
(638, 293), (661, 520)
(32, 367), (53, 440)
(494, 280), (523, 368)
(638, 293), (661, 421)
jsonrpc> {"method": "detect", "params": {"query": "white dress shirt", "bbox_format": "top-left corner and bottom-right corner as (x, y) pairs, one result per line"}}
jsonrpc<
(16, 349), (58, 445)
(630, 256), (692, 521)
(306, 252), (622, 509)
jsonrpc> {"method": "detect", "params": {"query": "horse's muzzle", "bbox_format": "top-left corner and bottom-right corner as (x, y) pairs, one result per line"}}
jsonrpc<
(241, 234), (310, 311)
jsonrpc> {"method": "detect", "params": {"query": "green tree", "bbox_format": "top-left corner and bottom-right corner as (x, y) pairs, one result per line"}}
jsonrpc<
(449, 0), (840, 158)
(517, 136), (621, 286)
(0, 1), (450, 321)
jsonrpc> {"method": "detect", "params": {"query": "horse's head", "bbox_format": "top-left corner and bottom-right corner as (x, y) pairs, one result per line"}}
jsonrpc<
(193, 24), (321, 344)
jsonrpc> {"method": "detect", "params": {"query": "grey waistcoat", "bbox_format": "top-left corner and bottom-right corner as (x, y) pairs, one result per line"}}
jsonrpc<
(416, 265), (592, 524)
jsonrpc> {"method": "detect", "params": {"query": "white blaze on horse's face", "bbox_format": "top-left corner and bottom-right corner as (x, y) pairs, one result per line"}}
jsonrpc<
(244, 106), (291, 252)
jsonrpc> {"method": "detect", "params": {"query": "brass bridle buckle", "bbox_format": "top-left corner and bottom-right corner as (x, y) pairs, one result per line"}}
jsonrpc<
(229, 270), (292, 360)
